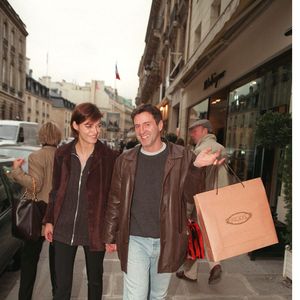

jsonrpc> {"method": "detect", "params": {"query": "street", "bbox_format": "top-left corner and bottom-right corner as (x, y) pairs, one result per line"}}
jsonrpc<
(0, 242), (292, 299)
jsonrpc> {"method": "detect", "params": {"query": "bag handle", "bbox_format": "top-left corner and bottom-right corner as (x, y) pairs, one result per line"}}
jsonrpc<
(23, 176), (38, 201)
(213, 162), (245, 195)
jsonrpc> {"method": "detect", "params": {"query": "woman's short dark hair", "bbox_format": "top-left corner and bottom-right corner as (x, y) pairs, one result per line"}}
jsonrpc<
(131, 104), (162, 125)
(70, 102), (103, 137)
(39, 122), (62, 146)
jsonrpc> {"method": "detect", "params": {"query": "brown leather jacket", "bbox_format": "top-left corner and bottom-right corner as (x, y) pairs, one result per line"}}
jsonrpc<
(43, 139), (118, 251)
(103, 143), (205, 273)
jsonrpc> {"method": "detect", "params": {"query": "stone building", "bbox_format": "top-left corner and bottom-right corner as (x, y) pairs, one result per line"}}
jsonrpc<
(137, 0), (292, 233)
(0, 0), (27, 120)
(24, 73), (52, 124)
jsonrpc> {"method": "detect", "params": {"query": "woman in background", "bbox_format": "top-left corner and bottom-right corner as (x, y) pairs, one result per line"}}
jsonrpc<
(9, 121), (62, 300)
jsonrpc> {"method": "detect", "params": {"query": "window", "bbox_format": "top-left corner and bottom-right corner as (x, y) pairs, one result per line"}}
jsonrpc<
(2, 59), (7, 83)
(19, 39), (23, 52)
(194, 22), (202, 52)
(9, 64), (14, 86)
(210, 0), (221, 27)
(3, 22), (8, 40)
(9, 104), (13, 119)
(0, 176), (10, 214)
(1, 102), (6, 119)
(11, 30), (15, 47)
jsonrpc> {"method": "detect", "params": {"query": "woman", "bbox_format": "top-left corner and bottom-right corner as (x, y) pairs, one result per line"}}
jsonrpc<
(44, 102), (117, 300)
(9, 121), (62, 300)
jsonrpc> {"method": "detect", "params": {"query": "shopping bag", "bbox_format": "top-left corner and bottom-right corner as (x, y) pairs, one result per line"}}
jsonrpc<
(194, 177), (278, 262)
(12, 177), (47, 241)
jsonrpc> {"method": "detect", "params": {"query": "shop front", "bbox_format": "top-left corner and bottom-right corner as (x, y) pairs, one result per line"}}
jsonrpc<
(187, 50), (291, 208)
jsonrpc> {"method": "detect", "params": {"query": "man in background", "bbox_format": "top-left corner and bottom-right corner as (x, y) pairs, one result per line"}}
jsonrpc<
(176, 119), (229, 285)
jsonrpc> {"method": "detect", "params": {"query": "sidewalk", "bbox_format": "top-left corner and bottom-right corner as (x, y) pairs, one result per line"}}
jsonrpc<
(0, 244), (292, 299)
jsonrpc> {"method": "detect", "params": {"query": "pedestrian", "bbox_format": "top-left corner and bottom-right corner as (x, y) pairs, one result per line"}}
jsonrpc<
(43, 102), (118, 300)
(104, 104), (224, 300)
(176, 119), (229, 284)
(164, 132), (178, 143)
(175, 137), (185, 146)
(8, 121), (62, 300)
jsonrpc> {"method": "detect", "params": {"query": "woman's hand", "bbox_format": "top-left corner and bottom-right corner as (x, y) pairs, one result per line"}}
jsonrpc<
(12, 158), (25, 170)
(44, 223), (54, 242)
(193, 148), (225, 168)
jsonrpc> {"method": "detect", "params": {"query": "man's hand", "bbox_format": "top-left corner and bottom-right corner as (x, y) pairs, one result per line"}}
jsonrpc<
(193, 148), (225, 168)
(44, 223), (53, 242)
(106, 243), (117, 253)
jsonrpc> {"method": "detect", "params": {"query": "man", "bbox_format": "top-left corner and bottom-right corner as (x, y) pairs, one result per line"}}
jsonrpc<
(104, 105), (224, 300)
(176, 119), (229, 285)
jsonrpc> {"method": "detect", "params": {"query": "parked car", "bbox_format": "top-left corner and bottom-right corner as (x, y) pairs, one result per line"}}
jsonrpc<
(0, 145), (41, 173)
(0, 157), (23, 274)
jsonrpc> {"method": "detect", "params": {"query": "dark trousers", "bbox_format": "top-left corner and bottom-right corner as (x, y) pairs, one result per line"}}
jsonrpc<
(18, 237), (56, 300)
(53, 240), (105, 300)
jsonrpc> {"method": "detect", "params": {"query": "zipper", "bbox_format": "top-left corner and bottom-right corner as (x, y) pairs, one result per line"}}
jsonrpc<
(71, 153), (84, 245)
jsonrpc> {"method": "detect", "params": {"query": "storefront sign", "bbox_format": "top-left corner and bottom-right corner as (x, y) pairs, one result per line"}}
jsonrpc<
(204, 71), (226, 90)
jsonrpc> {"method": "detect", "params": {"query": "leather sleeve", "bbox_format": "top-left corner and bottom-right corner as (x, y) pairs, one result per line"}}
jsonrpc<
(103, 156), (122, 244)
(183, 151), (206, 216)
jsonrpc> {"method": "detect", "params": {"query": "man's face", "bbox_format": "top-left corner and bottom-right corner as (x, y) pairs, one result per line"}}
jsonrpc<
(134, 111), (163, 152)
(189, 125), (207, 144)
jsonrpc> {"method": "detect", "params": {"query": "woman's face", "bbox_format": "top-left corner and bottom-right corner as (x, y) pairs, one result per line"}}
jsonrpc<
(72, 118), (101, 145)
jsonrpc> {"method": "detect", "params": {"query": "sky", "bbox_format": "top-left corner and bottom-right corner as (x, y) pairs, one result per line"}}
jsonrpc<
(8, 0), (152, 102)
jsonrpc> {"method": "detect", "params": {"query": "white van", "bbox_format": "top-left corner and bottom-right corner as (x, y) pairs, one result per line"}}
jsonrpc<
(0, 120), (39, 146)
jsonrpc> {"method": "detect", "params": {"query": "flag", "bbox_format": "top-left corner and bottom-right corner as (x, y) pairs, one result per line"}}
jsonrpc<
(115, 64), (120, 80)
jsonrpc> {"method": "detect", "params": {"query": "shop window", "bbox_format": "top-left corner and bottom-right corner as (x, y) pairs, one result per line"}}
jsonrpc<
(227, 79), (260, 180)
(208, 94), (228, 145)
(226, 59), (291, 182)
(188, 99), (209, 128)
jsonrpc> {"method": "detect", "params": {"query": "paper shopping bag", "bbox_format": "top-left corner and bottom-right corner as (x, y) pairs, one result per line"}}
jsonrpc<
(193, 178), (278, 262)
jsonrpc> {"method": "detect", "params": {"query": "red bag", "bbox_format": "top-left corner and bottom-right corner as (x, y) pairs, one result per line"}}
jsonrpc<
(187, 219), (205, 260)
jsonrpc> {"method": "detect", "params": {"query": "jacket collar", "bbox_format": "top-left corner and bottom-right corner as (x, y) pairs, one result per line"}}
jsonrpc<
(123, 141), (184, 161)
(195, 133), (217, 148)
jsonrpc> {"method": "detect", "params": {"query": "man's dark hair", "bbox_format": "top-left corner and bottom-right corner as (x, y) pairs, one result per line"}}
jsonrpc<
(131, 104), (162, 125)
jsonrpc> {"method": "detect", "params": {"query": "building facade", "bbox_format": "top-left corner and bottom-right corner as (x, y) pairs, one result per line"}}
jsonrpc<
(39, 77), (134, 141)
(50, 95), (75, 140)
(0, 0), (27, 120)
(24, 73), (53, 124)
(137, 0), (292, 225)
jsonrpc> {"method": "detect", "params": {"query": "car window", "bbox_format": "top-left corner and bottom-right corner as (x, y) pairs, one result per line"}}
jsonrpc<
(0, 174), (10, 214)
(0, 125), (18, 141)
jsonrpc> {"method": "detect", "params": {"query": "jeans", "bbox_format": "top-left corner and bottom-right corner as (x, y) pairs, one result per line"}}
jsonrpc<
(123, 235), (172, 300)
(53, 240), (105, 300)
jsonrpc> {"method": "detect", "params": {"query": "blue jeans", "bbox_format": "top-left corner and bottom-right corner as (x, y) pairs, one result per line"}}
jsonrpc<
(123, 235), (172, 300)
